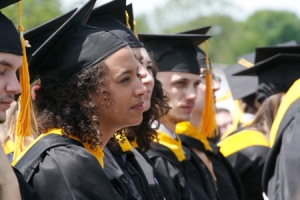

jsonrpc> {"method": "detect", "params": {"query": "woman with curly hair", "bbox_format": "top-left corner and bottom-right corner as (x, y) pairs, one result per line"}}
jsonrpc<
(12, 1), (147, 199)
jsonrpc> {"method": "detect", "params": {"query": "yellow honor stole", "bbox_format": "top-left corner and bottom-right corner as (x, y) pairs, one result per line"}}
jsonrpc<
(12, 129), (104, 168)
(176, 121), (212, 151)
(154, 130), (186, 162)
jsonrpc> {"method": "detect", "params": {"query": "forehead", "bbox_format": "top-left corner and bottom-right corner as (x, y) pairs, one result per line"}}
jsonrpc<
(157, 71), (200, 82)
(0, 52), (22, 70)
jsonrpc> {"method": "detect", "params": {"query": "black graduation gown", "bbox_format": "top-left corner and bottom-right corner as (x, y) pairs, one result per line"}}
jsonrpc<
(13, 167), (42, 200)
(179, 134), (244, 200)
(147, 131), (210, 200)
(218, 129), (269, 200)
(263, 80), (300, 200)
(104, 142), (159, 200)
(133, 146), (180, 200)
(14, 133), (120, 200)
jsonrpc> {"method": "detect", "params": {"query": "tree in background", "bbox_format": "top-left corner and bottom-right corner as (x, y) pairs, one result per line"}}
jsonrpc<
(135, 0), (300, 64)
(1, 0), (63, 30)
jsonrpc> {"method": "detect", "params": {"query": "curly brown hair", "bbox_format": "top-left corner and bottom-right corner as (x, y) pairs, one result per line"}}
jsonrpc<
(125, 63), (170, 152)
(33, 61), (112, 150)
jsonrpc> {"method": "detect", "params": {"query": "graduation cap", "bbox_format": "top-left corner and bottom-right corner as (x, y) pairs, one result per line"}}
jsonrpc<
(139, 34), (211, 75)
(177, 26), (212, 69)
(87, 0), (142, 48)
(24, 8), (77, 63)
(255, 45), (300, 63)
(126, 3), (137, 36)
(225, 52), (257, 100)
(0, 0), (22, 55)
(29, 0), (128, 91)
(235, 51), (300, 103)
(178, 26), (211, 35)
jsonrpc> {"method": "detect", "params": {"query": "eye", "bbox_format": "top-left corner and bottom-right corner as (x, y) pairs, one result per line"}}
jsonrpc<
(194, 80), (201, 87)
(121, 77), (130, 83)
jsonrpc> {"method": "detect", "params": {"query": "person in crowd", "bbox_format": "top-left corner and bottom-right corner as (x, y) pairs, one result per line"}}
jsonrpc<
(0, 0), (42, 199)
(12, 1), (148, 199)
(140, 33), (215, 200)
(216, 108), (233, 137)
(175, 30), (244, 200)
(220, 45), (300, 200)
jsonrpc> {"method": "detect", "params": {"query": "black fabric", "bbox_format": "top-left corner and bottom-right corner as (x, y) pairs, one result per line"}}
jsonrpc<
(147, 142), (203, 200)
(13, 167), (42, 200)
(179, 135), (244, 200)
(0, 0), (19, 9)
(140, 33), (210, 75)
(29, 0), (128, 90)
(0, 11), (22, 55)
(103, 147), (141, 200)
(104, 144), (158, 200)
(263, 97), (300, 200)
(227, 145), (269, 200)
(14, 134), (119, 200)
(24, 8), (76, 63)
(135, 148), (180, 200)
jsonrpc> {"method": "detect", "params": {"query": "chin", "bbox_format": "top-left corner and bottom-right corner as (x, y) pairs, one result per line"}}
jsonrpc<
(0, 114), (6, 124)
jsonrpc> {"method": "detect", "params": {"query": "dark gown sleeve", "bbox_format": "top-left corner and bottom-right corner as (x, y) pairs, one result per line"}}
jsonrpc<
(226, 146), (269, 200)
(150, 156), (192, 200)
(29, 144), (119, 200)
(266, 111), (300, 200)
(13, 167), (42, 200)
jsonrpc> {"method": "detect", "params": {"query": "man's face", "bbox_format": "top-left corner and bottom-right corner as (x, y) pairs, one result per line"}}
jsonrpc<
(0, 52), (22, 123)
(194, 68), (221, 114)
(157, 71), (200, 124)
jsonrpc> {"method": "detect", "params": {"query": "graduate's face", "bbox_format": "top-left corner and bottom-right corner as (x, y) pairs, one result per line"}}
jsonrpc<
(0, 52), (22, 123)
(157, 71), (200, 123)
(138, 48), (154, 111)
(97, 46), (147, 129)
(194, 68), (221, 114)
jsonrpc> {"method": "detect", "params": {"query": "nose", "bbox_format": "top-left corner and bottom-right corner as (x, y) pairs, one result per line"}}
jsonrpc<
(134, 77), (147, 97)
(186, 85), (197, 101)
(212, 79), (220, 92)
(139, 66), (152, 86)
(6, 73), (22, 95)
(137, 61), (147, 79)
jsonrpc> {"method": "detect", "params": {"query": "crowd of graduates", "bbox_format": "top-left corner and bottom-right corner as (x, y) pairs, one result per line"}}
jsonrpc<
(1, 0), (300, 199)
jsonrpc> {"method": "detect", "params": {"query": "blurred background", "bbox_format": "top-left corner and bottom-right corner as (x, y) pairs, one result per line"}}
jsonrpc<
(2, 0), (300, 110)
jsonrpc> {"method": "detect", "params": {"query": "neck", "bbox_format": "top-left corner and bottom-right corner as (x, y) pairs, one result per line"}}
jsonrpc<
(160, 116), (176, 133)
(190, 110), (202, 128)
(98, 124), (119, 149)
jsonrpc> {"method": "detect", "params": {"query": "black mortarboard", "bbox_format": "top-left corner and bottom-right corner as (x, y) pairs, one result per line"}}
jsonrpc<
(139, 34), (211, 75)
(25, 8), (77, 62)
(178, 26), (211, 35)
(235, 49), (300, 103)
(177, 27), (212, 69)
(224, 52), (257, 100)
(0, 0), (22, 55)
(29, 0), (128, 90)
(126, 3), (135, 33)
(254, 45), (300, 64)
(87, 0), (142, 48)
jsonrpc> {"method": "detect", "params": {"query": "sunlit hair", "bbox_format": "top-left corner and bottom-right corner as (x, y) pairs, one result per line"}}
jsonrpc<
(33, 61), (114, 150)
(125, 58), (170, 152)
(245, 93), (284, 138)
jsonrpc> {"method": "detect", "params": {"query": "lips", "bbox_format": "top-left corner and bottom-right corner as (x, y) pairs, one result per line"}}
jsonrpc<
(131, 101), (145, 110)
(0, 100), (14, 110)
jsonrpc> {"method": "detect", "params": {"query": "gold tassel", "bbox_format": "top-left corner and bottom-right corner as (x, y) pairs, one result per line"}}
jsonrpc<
(14, 1), (33, 160)
(133, 21), (138, 38)
(125, 11), (131, 30)
(198, 41), (219, 138)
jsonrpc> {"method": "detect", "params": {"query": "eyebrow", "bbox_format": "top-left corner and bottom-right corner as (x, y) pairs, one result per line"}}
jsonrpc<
(0, 60), (13, 68)
(117, 69), (132, 78)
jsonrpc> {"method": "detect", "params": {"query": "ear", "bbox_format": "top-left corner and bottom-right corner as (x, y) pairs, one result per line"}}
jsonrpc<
(31, 85), (41, 101)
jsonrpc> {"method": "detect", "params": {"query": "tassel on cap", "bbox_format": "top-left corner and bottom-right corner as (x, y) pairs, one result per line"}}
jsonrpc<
(198, 41), (219, 138)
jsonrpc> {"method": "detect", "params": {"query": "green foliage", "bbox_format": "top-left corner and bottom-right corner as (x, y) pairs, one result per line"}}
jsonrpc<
(1, 0), (63, 31)
(136, 1), (300, 64)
